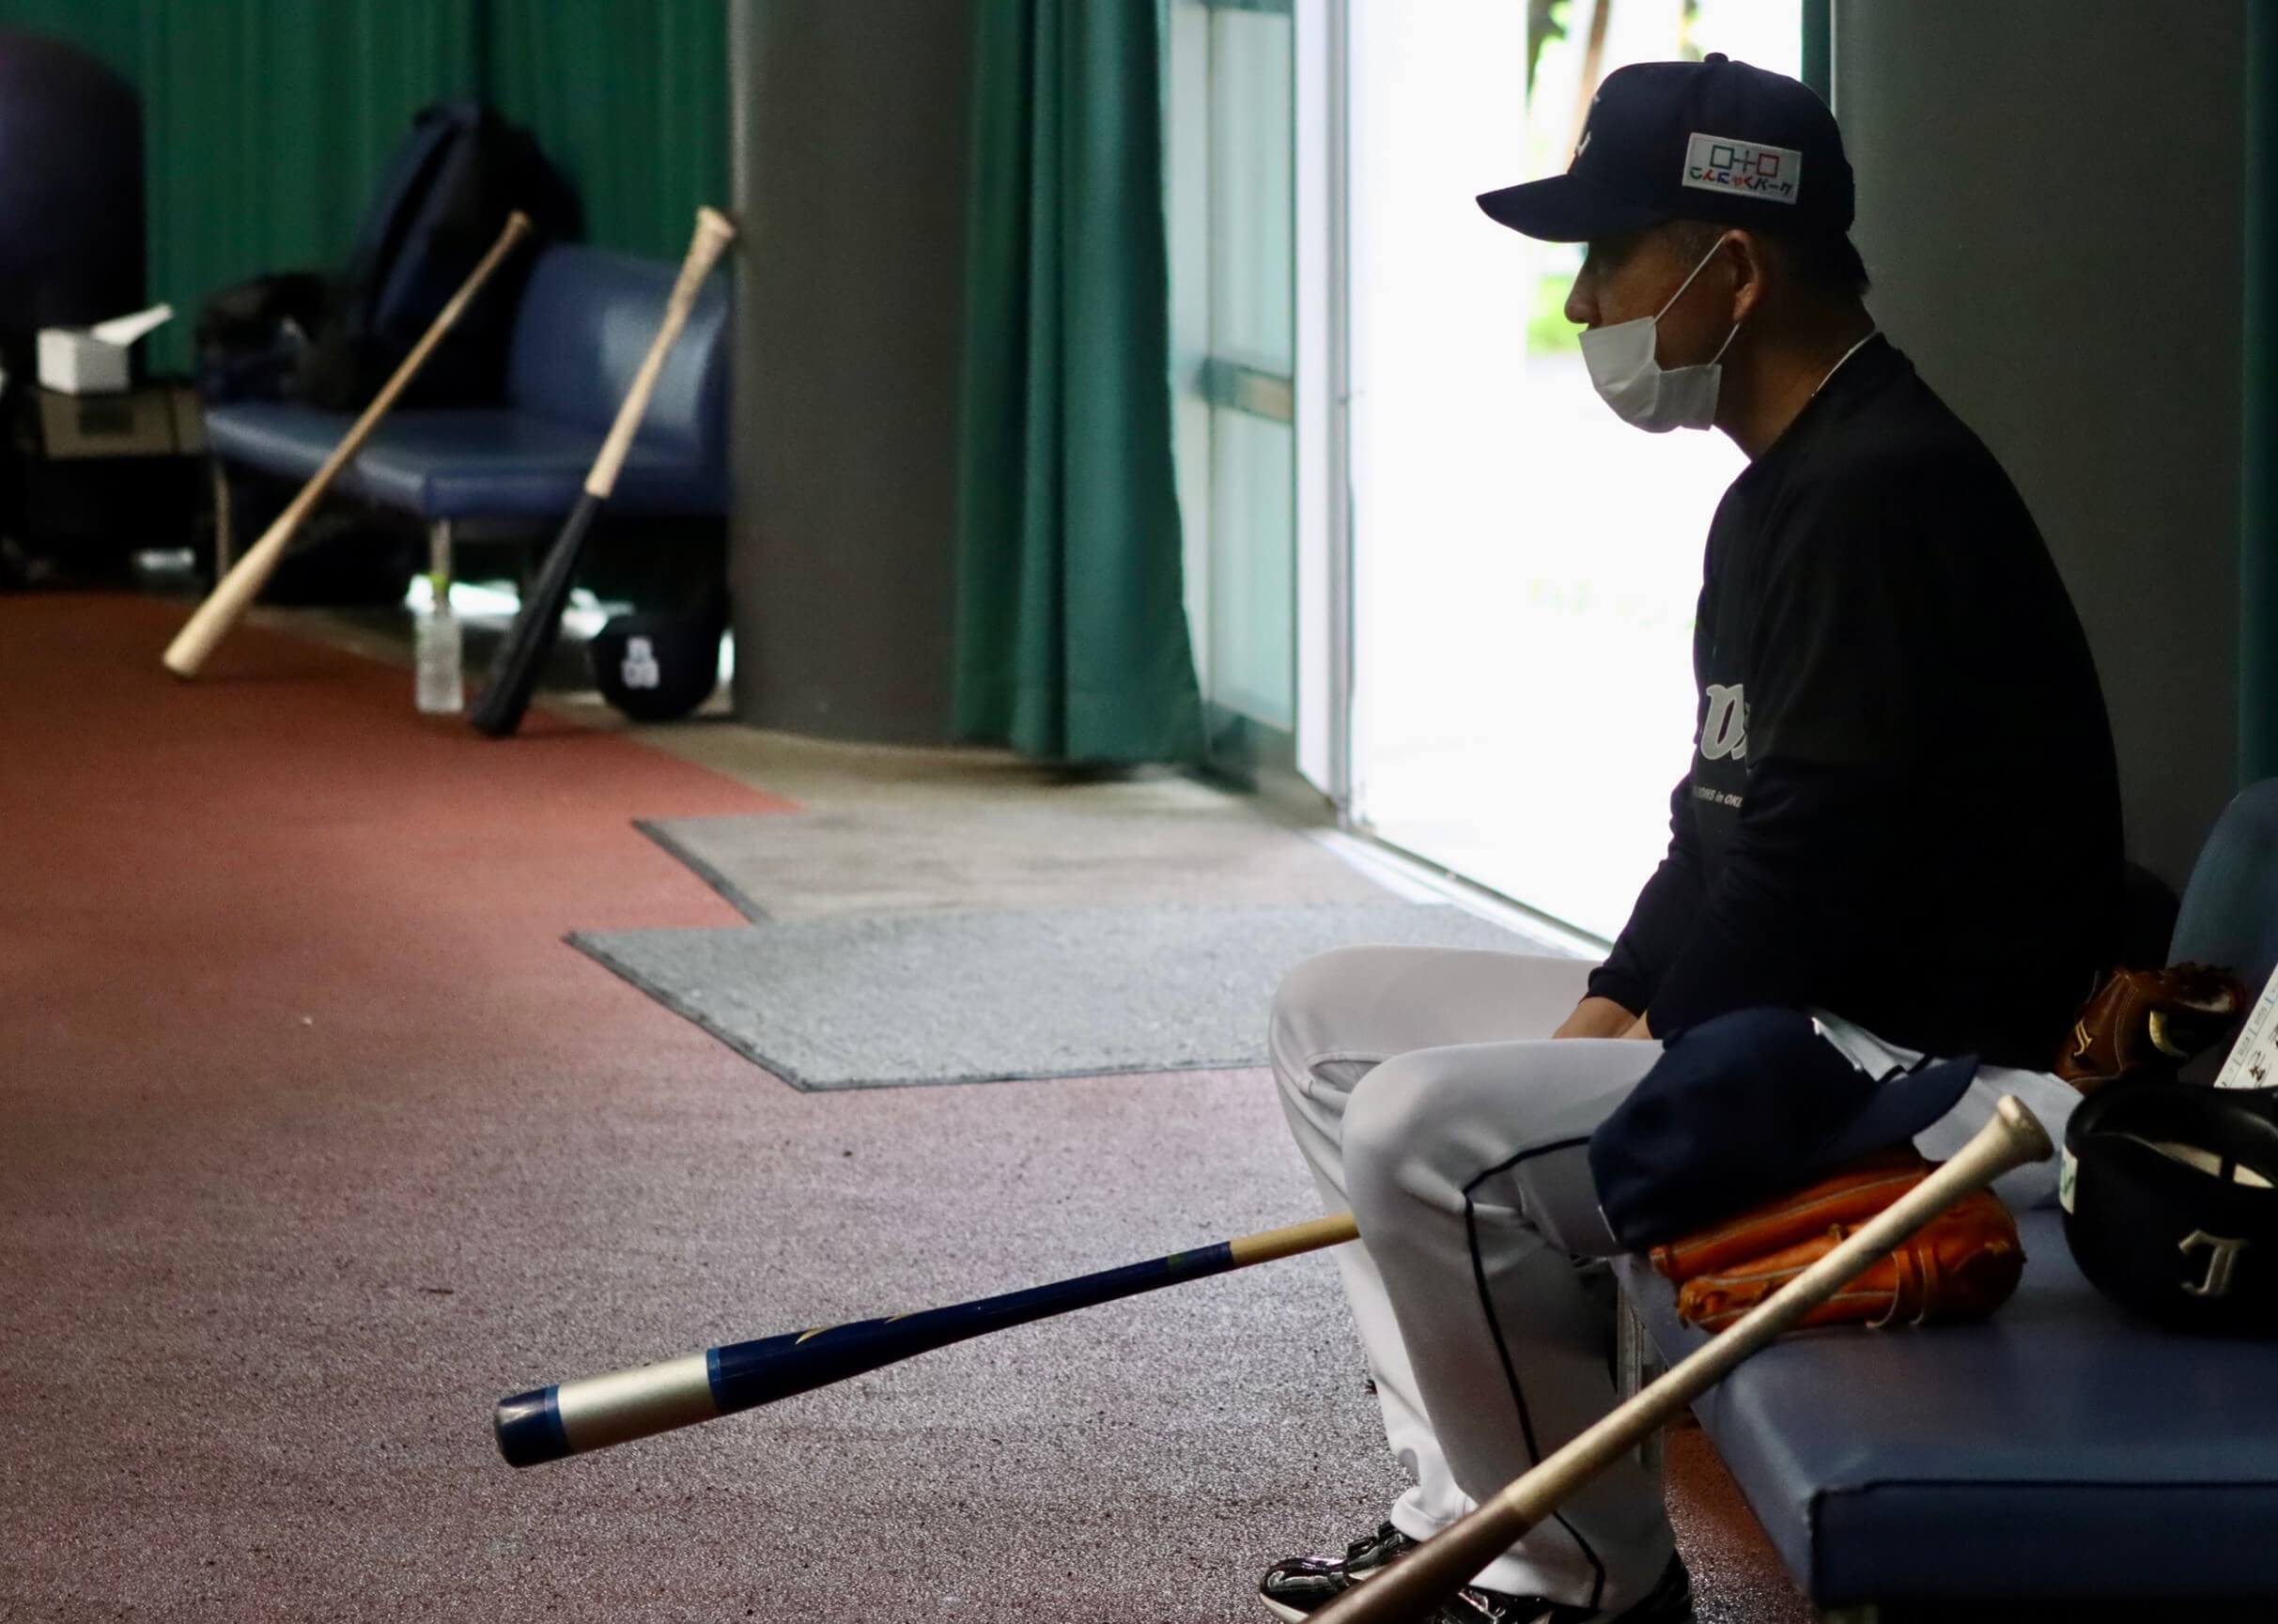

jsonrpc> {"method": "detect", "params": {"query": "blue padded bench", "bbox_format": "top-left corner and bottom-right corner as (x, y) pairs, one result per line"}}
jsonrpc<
(1617, 781), (2278, 1618)
(203, 242), (729, 572)
(1621, 1214), (2278, 1615)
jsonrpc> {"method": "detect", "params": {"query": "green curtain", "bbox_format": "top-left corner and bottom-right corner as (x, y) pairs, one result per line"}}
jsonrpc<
(138, 1), (483, 373)
(483, 0), (728, 260)
(954, 0), (1203, 766)
(0, 0), (724, 371)
(0, 0), (147, 81)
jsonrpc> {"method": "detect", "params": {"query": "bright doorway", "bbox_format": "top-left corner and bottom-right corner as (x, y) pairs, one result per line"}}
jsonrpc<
(1344, 1), (1804, 939)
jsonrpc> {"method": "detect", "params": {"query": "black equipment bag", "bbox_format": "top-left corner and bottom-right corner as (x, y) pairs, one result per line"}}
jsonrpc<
(193, 271), (333, 404)
(196, 102), (579, 410)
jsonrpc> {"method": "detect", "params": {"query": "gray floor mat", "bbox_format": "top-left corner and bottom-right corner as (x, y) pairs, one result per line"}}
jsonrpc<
(636, 802), (1399, 921)
(572, 902), (1536, 1089)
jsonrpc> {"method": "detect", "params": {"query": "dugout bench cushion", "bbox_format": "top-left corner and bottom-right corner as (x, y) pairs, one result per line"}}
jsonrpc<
(1619, 1211), (2278, 1606)
(202, 242), (730, 521)
(203, 401), (720, 518)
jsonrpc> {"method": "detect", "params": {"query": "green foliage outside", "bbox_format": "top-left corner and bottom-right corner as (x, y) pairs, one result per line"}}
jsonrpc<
(1529, 270), (1583, 357)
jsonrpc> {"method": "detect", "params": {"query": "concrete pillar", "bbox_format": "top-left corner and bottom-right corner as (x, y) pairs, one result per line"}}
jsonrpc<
(726, 0), (973, 744)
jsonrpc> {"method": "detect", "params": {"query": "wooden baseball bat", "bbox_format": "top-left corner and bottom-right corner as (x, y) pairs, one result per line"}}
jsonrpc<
(162, 211), (535, 678)
(1312, 1096), (2056, 1624)
(493, 1208), (1357, 1467)
(469, 206), (736, 737)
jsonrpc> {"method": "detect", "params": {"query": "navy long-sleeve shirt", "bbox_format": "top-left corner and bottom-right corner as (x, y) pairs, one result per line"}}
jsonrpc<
(1586, 337), (2121, 1069)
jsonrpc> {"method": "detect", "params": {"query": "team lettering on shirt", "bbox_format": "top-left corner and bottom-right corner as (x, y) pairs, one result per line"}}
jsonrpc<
(1700, 682), (1748, 761)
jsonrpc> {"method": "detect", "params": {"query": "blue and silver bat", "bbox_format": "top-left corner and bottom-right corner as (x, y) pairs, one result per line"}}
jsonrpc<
(493, 1210), (1356, 1467)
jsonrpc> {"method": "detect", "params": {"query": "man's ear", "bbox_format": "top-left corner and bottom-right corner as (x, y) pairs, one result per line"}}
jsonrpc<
(1725, 229), (1769, 327)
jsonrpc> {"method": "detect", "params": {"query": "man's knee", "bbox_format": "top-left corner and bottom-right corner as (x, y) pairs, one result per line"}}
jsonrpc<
(1343, 1046), (1584, 1220)
(1271, 945), (1387, 1055)
(1341, 1051), (1463, 1213)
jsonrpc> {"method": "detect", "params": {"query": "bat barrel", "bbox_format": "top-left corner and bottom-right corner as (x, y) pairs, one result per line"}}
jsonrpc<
(495, 1350), (717, 1467)
(468, 496), (597, 736)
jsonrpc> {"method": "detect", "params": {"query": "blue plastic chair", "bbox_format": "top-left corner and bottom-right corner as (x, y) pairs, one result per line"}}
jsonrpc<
(2169, 779), (2278, 994)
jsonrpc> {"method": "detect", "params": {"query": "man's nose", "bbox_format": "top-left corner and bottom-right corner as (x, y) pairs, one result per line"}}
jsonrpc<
(1563, 275), (1595, 330)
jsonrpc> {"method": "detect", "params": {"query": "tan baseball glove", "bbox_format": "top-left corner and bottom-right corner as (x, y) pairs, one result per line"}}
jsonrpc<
(2053, 963), (2248, 1092)
(1650, 1149), (2025, 1333)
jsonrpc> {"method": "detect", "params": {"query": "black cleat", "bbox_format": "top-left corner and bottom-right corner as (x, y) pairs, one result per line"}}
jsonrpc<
(1410, 1554), (1692, 1624)
(1260, 1540), (1690, 1624)
(1258, 1522), (1420, 1621)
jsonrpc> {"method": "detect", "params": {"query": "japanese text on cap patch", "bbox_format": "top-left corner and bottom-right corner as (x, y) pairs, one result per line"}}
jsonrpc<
(1681, 132), (1801, 202)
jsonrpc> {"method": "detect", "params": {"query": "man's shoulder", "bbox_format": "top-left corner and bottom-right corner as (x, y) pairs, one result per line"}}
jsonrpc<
(1793, 369), (2006, 501)
(1774, 369), (2027, 543)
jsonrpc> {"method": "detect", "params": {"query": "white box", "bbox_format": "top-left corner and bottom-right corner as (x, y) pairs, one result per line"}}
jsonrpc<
(38, 303), (173, 395)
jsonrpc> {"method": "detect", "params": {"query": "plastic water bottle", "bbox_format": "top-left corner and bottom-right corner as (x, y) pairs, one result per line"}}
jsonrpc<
(415, 572), (463, 715)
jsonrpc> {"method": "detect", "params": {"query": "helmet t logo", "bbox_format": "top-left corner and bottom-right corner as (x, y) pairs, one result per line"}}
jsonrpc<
(2178, 1230), (2251, 1297)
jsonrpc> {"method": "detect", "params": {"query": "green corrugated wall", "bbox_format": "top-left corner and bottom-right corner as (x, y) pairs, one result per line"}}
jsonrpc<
(0, 0), (727, 371)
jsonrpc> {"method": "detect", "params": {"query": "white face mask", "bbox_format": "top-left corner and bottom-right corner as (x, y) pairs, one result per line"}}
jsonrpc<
(1579, 237), (1741, 433)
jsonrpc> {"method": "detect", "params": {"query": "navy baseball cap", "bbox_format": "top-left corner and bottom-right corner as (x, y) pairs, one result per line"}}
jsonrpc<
(1479, 54), (1853, 243)
(1588, 1008), (1978, 1250)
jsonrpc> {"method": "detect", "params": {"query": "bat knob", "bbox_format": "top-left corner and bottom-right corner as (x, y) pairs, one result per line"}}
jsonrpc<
(493, 1386), (571, 1468)
(1994, 1094), (2055, 1164)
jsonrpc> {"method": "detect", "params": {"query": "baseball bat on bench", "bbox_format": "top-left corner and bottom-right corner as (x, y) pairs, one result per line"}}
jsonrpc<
(162, 211), (534, 679)
(468, 206), (736, 738)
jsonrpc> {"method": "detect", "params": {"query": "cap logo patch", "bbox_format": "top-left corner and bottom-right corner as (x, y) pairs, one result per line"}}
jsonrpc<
(1681, 131), (1800, 203)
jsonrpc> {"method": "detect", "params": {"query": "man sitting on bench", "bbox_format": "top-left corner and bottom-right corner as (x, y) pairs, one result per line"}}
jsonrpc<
(1254, 54), (2121, 1624)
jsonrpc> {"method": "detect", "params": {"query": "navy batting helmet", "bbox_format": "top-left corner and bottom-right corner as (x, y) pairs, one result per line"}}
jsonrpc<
(2061, 1080), (2278, 1335)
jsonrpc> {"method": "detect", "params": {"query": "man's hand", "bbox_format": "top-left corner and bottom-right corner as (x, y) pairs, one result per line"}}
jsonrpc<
(1554, 996), (1639, 1040)
(1623, 1010), (1654, 1041)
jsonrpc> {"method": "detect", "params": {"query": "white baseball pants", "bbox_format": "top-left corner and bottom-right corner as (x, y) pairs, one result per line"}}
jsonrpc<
(1271, 943), (2079, 1612)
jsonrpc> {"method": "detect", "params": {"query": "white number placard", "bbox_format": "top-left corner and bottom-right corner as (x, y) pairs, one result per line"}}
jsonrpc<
(2214, 962), (2278, 1089)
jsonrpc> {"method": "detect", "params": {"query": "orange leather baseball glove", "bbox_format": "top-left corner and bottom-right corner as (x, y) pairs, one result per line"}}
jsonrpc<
(1650, 1149), (2025, 1333)
(2053, 963), (2247, 1092)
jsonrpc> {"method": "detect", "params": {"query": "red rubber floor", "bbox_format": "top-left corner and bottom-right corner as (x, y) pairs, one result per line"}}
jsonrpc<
(0, 593), (1807, 1622)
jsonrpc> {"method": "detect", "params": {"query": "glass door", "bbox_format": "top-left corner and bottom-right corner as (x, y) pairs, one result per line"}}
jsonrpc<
(1342, 0), (1803, 937)
(1170, 0), (1297, 781)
